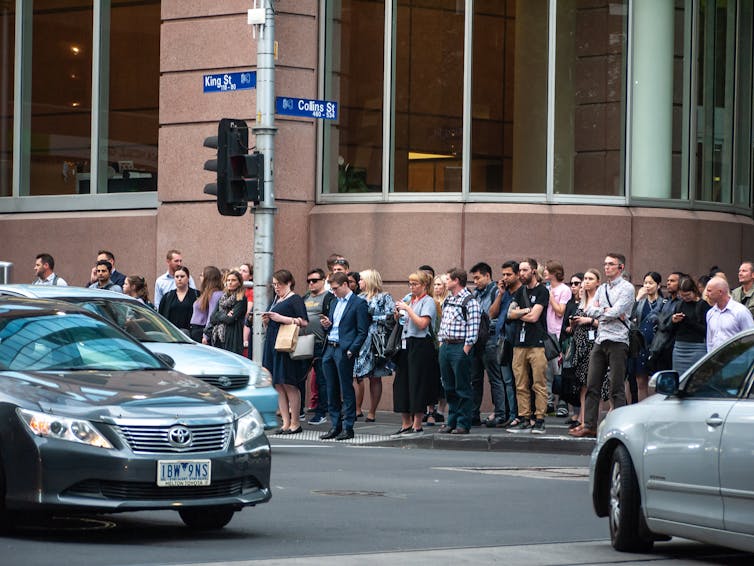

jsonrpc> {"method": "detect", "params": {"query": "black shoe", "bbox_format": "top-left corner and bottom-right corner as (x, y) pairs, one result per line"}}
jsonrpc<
(471, 416), (482, 427)
(283, 426), (302, 435)
(320, 428), (341, 440)
(432, 411), (445, 423)
(334, 429), (354, 441)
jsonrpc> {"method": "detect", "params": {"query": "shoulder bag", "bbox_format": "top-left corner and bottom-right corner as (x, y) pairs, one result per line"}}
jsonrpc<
(275, 323), (299, 353)
(290, 333), (314, 359)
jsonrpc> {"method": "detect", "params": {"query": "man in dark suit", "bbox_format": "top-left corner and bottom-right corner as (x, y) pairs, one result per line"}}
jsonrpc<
(319, 271), (369, 440)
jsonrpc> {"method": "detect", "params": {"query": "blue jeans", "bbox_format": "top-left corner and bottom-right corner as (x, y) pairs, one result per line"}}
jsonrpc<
(321, 345), (357, 431)
(470, 337), (507, 419)
(439, 343), (473, 430)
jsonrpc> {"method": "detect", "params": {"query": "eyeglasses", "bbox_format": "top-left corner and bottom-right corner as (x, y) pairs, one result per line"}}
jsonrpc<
(570, 281), (582, 286)
(408, 282), (421, 287)
(307, 278), (322, 284)
(330, 284), (341, 291)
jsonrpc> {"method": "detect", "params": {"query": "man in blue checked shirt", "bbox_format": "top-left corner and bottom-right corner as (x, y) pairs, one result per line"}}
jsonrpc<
(437, 267), (481, 435)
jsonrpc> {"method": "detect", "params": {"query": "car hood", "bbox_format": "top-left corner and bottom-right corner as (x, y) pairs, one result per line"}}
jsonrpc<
(0, 369), (250, 421)
(142, 342), (254, 377)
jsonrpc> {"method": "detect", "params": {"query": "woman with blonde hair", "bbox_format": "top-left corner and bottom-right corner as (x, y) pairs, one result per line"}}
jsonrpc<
(567, 268), (601, 434)
(392, 270), (440, 435)
(206, 270), (247, 355)
(353, 269), (395, 422)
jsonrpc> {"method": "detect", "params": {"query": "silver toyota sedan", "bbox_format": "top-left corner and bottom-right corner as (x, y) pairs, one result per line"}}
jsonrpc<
(590, 329), (754, 554)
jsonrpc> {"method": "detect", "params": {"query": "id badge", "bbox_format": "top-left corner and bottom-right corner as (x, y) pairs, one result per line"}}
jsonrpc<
(588, 329), (595, 341)
(519, 328), (526, 342)
(402, 338), (407, 350)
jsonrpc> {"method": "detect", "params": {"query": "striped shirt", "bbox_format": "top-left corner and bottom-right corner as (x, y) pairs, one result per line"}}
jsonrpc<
(439, 288), (481, 346)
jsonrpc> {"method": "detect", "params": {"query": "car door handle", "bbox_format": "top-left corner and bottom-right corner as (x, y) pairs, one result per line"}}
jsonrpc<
(706, 415), (724, 427)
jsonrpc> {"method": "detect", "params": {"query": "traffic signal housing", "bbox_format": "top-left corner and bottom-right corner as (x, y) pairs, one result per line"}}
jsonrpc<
(203, 118), (262, 216)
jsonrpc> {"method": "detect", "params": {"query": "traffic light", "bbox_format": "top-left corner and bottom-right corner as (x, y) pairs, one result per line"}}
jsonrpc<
(230, 152), (264, 205)
(203, 118), (252, 217)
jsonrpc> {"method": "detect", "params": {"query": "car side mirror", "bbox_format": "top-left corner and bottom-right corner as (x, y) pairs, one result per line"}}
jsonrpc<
(154, 352), (176, 368)
(652, 370), (680, 396)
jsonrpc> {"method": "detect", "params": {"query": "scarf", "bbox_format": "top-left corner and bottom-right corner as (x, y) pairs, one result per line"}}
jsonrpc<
(212, 292), (240, 346)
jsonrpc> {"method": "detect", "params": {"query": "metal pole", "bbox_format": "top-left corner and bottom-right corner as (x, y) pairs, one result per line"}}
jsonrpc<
(251, 1), (277, 363)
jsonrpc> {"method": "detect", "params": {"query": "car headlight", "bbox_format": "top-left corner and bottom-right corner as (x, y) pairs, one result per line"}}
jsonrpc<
(17, 408), (113, 449)
(249, 366), (273, 388)
(234, 408), (264, 446)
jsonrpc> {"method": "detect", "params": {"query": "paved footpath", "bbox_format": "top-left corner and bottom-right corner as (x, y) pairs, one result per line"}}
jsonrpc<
(268, 411), (596, 455)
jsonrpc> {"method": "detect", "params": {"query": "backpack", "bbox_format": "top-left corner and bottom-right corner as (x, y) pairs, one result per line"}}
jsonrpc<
(460, 294), (490, 350)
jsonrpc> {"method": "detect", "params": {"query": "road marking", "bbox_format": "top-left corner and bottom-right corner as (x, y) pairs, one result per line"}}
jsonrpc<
(433, 466), (590, 481)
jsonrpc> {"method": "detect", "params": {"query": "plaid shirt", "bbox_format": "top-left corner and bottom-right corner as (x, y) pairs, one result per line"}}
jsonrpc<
(439, 287), (481, 346)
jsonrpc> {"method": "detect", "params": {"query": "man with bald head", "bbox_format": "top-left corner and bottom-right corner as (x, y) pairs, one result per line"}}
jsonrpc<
(705, 277), (754, 352)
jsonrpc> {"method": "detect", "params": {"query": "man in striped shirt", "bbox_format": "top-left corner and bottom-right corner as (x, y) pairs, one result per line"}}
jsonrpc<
(437, 267), (481, 435)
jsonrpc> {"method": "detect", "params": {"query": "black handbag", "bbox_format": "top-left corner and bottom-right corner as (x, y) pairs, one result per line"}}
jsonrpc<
(495, 335), (513, 366)
(384, 321), (403, 360)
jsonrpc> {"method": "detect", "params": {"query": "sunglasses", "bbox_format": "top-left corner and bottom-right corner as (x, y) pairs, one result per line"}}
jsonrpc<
(333, 259), (348, 265)
(307, 278), (322, 284)
(570, 281), (582, 285)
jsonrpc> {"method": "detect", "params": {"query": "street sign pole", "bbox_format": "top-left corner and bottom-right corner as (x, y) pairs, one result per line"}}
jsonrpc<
(249, 2), (277, 363)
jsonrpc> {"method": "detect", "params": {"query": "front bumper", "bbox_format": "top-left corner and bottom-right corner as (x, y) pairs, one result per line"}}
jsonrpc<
(3, 424), (272, 514)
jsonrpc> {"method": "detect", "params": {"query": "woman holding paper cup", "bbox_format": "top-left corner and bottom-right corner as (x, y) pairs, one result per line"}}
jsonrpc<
(262, 269), (309, 435)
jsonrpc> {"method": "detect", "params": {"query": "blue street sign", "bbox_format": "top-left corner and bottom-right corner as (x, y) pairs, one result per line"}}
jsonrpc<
(275, 97), (338, 120)
(203, 72), (256, 93)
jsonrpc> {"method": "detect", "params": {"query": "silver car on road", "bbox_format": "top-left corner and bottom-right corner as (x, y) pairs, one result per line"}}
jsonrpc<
(590, 329), (754, 554)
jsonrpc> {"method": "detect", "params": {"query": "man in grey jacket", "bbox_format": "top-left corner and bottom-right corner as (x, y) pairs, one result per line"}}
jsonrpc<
(571, 252), (635, 438)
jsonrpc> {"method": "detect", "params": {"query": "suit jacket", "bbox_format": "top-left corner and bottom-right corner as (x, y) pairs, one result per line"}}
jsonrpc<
(327, 293), (369, 354)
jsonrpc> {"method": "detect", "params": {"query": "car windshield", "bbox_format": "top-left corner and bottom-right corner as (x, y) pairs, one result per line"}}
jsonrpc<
(73, 299), (193, 344)
(0, 312), (164, 371)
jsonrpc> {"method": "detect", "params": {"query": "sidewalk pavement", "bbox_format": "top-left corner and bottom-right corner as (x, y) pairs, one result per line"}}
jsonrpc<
(279, 410), (596, 455)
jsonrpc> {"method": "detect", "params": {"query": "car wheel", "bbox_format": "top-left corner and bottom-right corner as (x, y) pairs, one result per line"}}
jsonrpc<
(609, 445), (653, 552)
(179, 507), (235, 530)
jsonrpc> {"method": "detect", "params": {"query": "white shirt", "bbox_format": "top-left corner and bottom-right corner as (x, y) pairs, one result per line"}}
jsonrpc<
(706, 298), (754, 351)
(32, 273), (68, 286)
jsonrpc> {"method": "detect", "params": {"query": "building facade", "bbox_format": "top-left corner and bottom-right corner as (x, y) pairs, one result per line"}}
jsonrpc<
(0, 0), (752, 296)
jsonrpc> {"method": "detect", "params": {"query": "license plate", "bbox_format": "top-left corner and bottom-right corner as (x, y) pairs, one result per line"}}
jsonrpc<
(157, 460), (211, 487)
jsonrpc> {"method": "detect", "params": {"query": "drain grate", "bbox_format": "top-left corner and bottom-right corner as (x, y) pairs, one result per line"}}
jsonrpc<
(434, 466), (589, 481)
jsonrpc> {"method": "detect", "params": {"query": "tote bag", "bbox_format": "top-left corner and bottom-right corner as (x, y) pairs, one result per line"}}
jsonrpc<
(290, 333), (315, 360)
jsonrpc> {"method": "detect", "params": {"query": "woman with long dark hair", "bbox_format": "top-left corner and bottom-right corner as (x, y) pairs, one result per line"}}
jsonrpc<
(206, 270), (247, 355)
(670, 276), (710, 375)
(158, 266), (199, 333)
(631, 271), (663, 401)
(261, 269), (309, 434)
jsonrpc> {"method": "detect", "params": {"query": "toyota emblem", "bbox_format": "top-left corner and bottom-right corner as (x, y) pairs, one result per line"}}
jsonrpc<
(217, 376), (232, 388)
(168, 425), (192, 448)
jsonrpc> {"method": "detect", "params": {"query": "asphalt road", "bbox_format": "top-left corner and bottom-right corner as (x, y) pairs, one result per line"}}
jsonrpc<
(1, 440), (751, 566)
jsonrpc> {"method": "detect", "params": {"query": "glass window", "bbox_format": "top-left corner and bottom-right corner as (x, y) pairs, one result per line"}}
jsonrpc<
(393, 0), (465, 193)
(0, 2), (13, 198)
(733, 0), (753, 207)
(28, 0), (94, 196)
(695, 0), (737, 204)
(101, 0), (160, 194)
(471, 0), (548, 193)
(554, 0), (627, 196)
(323, 0), (384, 194)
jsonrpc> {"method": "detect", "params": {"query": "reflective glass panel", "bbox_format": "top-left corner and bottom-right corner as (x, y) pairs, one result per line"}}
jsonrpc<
(0, 2), (13, 197)
(471, 0), (547, 193)
(393, 0), (464, 193)
(324, 0), (384, 194)
(102, 0), (160, 194)
(554, 0), (627, 196)
(29, 0), (93, 196)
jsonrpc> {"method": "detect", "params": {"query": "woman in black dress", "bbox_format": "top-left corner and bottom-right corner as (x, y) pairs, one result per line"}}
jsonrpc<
(158, 267), (199, 333)
(207, 270), (247, 355)
(262, 269), (309, 435)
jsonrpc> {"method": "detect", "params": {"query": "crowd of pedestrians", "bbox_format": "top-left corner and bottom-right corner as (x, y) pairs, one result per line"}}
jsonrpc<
(29, 250), (754, 440)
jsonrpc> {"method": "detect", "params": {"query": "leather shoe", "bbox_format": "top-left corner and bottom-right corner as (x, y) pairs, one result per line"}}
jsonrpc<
(334, 429), (354, 441)
(437, 425), (454, 434)
(451, 427), (469, 435)
(569, 427), (596, 438)
(319, 428), (342, 440)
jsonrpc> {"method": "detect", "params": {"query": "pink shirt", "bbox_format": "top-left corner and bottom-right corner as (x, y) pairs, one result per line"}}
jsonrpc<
(546, 282), (572, 335)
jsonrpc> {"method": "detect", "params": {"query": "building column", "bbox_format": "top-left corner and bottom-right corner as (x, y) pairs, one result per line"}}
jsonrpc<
(629, 0), (674, 198)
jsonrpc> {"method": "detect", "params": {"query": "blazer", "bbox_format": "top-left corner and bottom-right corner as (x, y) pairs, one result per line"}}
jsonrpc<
(327, 293), (370, 355)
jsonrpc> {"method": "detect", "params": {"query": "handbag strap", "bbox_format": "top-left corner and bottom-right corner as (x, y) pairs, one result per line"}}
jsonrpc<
(603, 283), (632, 331)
